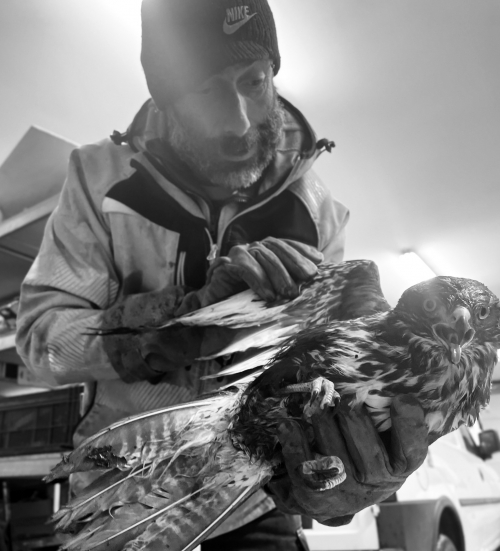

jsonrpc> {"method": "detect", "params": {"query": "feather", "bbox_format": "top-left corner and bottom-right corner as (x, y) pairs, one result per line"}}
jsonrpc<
(201, 348), (277, 380)
(200, 323), (298, 360)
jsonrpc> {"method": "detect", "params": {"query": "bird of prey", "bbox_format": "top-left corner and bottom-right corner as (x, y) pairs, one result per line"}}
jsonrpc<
(46, 260), (500, 551)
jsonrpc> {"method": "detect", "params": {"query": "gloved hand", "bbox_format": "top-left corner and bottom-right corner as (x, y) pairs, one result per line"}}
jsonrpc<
(176, 237), (324, 316)
(266, 395), (428, 526)
(101, 286), (204, 383)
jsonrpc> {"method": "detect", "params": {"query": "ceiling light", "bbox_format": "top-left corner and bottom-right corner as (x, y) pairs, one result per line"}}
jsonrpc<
(398, 251), (436, 286)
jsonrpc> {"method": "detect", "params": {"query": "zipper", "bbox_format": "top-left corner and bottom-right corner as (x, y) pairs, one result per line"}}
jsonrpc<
(216, 157), (304, 251)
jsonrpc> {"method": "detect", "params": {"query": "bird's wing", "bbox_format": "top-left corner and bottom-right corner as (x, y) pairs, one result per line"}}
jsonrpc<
(169, 259), (389, 329)
(97, 260), (390, 382)
(158, 289), (287, 329)
(98, 260), (387, 335)
(47, 392), (272, 551)
(200, 323), (299, 359)
(334, 260), (391, 319)
(200, 260), (391, 381)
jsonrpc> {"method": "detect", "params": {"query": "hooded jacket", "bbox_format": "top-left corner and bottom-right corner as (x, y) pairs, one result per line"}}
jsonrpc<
(16, 98), (349, 533)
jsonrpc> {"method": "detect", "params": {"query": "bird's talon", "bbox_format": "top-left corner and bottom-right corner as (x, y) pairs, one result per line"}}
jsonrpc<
(299, 454), (346, 491)
(278, 377), (341, 420)
(305, 377), (339, 418)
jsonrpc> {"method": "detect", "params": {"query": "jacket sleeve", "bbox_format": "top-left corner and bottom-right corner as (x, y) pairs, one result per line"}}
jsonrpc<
(16, 148), (122, 385)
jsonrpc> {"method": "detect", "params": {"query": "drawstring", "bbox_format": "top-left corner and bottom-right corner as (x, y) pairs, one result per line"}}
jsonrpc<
(110, 130), (129, 145)
(316, 138), (335, 153)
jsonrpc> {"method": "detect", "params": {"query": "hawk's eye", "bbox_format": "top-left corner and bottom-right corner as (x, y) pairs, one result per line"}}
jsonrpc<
(423, 298), (437, 313)
(476, 305), (490, 320)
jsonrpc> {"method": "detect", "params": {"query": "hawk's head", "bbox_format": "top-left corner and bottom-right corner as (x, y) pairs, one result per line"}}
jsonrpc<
(391, 277), (500, 427)
(394, 276), (500, 363)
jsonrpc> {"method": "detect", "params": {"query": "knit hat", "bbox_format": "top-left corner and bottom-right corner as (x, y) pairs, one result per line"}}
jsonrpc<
(141, 0), (280, 110)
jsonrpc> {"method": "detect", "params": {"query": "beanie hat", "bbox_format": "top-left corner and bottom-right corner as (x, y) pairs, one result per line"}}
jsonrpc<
(141, 0), (280, 110)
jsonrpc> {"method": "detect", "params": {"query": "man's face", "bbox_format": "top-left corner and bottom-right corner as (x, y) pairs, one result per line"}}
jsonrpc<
(164, 59), (285, 190)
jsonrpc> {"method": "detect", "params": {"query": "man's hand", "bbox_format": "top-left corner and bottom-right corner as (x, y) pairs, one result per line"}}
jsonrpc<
(267, 396), (428, 526)
(176, 237), (323, 315)
(101, 286), (205, 383)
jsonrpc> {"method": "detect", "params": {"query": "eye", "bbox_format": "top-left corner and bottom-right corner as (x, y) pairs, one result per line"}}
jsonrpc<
(241, 78), (266, 95)
(476, 305), (490, 320)
(240, 70), (269, 96)
(423, 298), (437, 313)
(249, 78), (265, 88)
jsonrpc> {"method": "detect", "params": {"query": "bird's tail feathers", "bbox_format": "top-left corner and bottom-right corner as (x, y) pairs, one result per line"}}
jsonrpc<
(46, 395), (238, 482)
(55, 430), (271, 551)
(52, 467), (151, 531)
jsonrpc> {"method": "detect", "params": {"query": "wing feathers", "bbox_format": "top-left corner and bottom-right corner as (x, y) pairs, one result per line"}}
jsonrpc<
(200, 323), (298, 360)
(201, 348), (278, 380)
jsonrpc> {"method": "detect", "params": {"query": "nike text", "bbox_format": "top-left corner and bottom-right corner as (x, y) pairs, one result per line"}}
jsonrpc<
(226, 6), (251, 23)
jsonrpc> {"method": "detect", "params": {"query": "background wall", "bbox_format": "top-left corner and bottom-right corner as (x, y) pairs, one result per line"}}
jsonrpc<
(1, 0), (499, 304)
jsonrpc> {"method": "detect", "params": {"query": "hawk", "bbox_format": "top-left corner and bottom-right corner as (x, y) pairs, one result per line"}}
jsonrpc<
(46, 260), (500, 551)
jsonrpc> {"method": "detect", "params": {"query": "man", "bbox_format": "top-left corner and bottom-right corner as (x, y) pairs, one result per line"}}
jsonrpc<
(16, 0), (428, 549)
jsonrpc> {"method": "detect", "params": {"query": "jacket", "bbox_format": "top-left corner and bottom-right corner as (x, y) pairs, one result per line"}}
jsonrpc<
(16, 97), (349, 533)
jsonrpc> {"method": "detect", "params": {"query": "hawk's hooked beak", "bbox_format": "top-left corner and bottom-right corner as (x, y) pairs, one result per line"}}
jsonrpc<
(433, 306), (475, 364)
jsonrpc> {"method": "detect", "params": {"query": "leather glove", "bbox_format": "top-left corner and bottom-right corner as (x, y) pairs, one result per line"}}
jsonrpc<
(176, 237), (324, 316)
(102, 286), (204, 383)
(266, 395), (428, 526)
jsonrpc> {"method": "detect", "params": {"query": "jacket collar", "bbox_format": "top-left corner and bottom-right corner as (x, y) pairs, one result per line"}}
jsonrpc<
(122, 97), (333, 202)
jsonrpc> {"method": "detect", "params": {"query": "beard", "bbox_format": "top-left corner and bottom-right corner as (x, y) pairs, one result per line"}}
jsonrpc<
(164, 92), (286, 190)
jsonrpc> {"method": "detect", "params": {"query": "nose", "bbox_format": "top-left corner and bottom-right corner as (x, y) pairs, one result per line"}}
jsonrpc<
(221, 89), (251, 137)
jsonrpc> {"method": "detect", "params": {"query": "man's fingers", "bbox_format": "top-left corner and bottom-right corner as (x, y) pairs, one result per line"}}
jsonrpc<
(248, 245), (299, 299)
(389, 395), (428, 475)
(262, 237), (322, 281)
(214, 246), (276, 302)
(278, 238), (324, 264)
(206, 239), (323, 304)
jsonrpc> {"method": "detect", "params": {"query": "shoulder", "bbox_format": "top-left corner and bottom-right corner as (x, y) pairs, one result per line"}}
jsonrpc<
(71, 139), (137, 194)
(287, 170), (349, 226)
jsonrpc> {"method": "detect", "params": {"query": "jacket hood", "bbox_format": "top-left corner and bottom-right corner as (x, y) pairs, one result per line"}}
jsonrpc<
(112, 98), (334, 198)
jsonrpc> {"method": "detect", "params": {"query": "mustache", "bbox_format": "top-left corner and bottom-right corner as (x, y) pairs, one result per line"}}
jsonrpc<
(212, 107), (284, 158)
(218, 130), (259, 157)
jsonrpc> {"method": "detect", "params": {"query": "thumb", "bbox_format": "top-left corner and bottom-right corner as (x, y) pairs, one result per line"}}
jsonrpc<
(389, 395), (428, 475)
(276, 419), (314, 484)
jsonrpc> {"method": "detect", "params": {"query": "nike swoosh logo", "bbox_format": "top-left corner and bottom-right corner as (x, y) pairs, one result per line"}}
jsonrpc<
(223, 12), (256, 35)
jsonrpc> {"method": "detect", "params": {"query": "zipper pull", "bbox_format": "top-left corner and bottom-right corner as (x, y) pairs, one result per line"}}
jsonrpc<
(207, 243), (218, 263)
(204, 228), (219, 263)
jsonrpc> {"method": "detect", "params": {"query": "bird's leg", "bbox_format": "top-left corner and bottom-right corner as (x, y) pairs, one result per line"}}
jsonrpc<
(279, 376), (340, 421)
(278, 377), (345, 490)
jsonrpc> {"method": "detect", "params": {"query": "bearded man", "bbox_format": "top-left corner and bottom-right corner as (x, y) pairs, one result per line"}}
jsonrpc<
(16, 1), (428, 549)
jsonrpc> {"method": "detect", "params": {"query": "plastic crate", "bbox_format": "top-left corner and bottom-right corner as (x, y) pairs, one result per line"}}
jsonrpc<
(0, 388), (81, 456)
